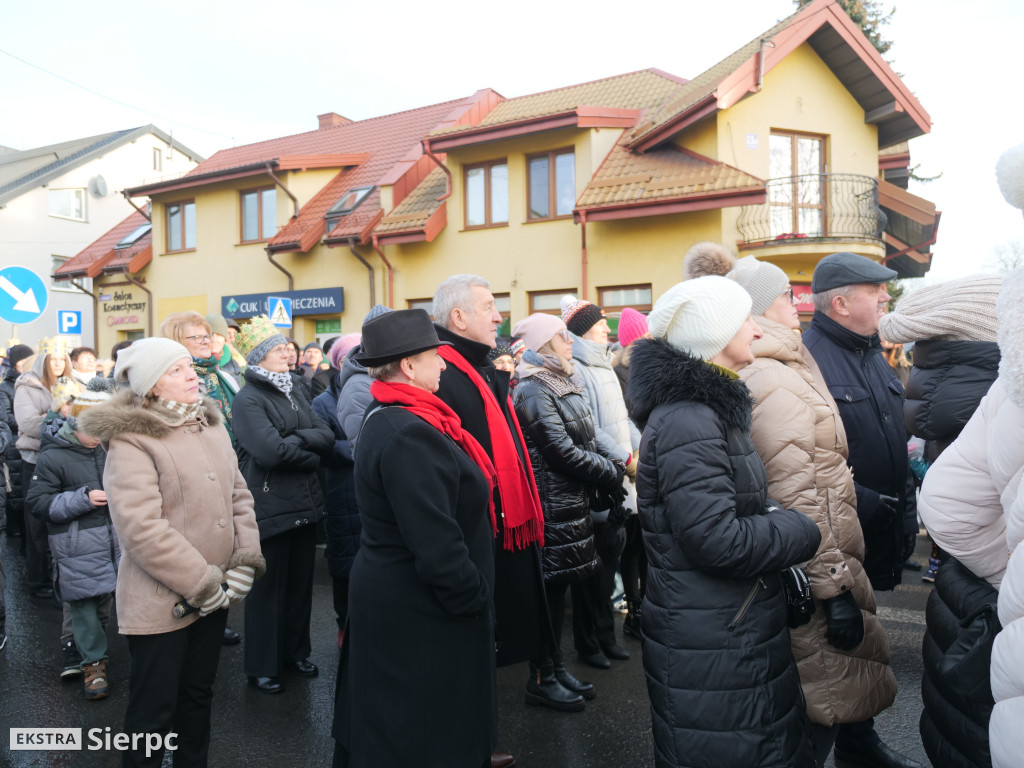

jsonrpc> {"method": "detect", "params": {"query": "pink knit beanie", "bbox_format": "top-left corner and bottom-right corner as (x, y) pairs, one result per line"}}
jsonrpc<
(616, 308), (648, 347)
(512, 313), (567, 353)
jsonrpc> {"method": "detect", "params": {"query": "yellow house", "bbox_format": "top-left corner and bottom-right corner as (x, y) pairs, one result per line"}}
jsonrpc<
(60, 0), (937, 353)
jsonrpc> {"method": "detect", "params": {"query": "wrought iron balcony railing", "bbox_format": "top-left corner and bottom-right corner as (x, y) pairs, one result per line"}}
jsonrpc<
(737, 173), (887, 244)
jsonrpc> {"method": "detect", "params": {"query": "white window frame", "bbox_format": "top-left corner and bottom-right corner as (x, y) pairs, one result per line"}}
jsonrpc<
(48, 188), (87, 222)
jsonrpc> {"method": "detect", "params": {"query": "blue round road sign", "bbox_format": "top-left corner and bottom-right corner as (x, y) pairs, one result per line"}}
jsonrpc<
(0, 266), (49, 325)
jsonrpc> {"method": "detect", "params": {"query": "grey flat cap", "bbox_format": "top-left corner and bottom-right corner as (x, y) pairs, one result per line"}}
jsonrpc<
(812, 252), (897, 293)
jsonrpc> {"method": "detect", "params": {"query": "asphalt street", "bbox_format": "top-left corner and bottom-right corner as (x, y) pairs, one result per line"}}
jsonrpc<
(0, 532), (935, 768)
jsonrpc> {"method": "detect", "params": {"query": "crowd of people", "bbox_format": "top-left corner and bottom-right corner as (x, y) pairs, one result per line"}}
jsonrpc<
(1, 146), (1023, 768)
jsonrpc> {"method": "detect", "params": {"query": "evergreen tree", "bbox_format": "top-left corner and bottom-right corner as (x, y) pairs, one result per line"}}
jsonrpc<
(796, 0), (894, 54)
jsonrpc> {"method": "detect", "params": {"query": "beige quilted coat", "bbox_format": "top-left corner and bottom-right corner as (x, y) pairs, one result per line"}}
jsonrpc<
(740, 316), (897, 726)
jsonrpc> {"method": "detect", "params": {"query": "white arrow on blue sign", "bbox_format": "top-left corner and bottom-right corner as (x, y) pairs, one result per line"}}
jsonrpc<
(0, 266), (49, 325)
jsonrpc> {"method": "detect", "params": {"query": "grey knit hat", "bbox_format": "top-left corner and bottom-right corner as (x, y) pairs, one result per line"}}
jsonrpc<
(878, 275), (1003, 343)
(114, 337), (192, 397)
(728, 255), (791, 316)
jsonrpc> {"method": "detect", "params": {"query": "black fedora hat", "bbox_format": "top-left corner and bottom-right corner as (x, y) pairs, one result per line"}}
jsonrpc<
(353, 308), (451, 366)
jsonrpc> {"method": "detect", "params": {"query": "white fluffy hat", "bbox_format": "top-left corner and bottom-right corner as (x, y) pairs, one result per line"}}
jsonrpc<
(648, 276), (752, 361)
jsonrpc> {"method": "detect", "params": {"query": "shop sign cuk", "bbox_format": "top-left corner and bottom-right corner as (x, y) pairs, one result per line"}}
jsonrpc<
(221, 287), (344, 319)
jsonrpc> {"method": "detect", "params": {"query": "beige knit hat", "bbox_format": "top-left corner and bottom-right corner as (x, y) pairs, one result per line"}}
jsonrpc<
(512, 313), (567, 353)
(878, 275), (1003, 343)
(648, 276), (752, 361)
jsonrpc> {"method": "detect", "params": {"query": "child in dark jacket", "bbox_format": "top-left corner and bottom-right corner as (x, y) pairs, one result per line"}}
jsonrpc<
(25, 378), (117, 699)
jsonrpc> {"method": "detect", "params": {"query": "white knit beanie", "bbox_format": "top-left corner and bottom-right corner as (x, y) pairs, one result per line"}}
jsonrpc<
(878, 275), (1003, 343)
(728, 255), (791, 316)
(512, 313), (567, 353)
(648, 276), (752, 360)
(115, 337), (192, 397)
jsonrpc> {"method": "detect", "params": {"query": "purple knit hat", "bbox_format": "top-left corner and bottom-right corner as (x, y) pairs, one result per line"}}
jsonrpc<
(616, 308), (648, 347)
(329, 333), (361, 369)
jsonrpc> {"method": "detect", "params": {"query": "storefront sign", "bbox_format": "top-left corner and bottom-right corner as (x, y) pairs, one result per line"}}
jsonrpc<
(221, 287), (344, 319)
(793, 284), (814, 314)
(101, 289), (147, 328)
(315, 318), (342, 334)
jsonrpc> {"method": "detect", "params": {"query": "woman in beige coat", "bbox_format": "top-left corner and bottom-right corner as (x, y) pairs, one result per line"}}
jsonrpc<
(689, 249), (898, 767)
(79, 337), (264, 768)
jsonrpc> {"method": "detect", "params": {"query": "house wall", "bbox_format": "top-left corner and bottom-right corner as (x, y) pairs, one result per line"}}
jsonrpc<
(0, 134), (197, 351)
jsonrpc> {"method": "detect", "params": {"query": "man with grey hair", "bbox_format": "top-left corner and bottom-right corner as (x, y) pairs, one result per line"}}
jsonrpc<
(433, 275), (579, 764)
(802, 252), (923, 768)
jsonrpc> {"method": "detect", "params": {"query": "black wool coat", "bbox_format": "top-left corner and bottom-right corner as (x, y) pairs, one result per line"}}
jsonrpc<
(513, 369), (617, 585)
(920, 557), (999, 768)
(232, 368), (334, 540)
(433, 326), (548, 667)
(629, 338), (820, 768)
(905, 340), (1000, 461)
(311, 373), (359, 580)
(803, 312), (911, 591)
(335, 403), (496, 768)
(1, 371), (25, 521)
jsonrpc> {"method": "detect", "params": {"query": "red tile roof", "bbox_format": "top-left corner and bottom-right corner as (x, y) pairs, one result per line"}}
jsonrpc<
(55, 211), (151, 279)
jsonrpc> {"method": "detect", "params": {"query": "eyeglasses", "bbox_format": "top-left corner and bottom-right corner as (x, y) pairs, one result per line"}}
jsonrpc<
(269, 345), (290, 356)
(783, 288), (795, 303)
(184, 335), (212, 343)
(558, 330), (572, 343)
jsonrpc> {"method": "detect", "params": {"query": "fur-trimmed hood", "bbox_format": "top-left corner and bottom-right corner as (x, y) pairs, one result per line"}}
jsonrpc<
(998, 265), (1024, 407)
(628, 337), (753, 431)
(77, 388), (222, 445)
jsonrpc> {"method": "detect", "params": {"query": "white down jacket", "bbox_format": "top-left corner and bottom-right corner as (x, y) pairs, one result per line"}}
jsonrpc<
(917, 265), (1024, 767)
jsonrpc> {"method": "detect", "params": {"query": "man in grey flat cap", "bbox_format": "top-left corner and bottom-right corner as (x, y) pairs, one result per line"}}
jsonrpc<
(802, 252), (923, 768)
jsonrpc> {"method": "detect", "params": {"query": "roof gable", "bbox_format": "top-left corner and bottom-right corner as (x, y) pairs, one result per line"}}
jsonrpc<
(56, 210), (152, 279)
(626, 0), (930, 151)
(0, 126), (202, 208)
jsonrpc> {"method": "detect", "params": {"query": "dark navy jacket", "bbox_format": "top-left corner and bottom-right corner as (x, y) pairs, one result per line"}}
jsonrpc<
(803, 312), (909, 591)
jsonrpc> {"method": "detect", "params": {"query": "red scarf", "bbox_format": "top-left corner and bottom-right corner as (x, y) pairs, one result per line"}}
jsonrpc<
(370, 380), (498, 535)
(438, 345), (545, 551)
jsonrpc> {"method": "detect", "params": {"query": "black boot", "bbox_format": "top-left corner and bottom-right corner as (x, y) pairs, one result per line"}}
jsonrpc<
(624, 600), (643, 640)
(525, 661), (585, 712)
(553, 655), (596, 700)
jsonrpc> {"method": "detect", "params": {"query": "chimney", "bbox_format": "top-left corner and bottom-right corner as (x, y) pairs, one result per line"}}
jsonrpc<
(318, 112), (352, 130)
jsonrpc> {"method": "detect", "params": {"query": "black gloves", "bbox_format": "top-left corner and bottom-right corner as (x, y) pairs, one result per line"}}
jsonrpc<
(607, 503), (629, 529)
(901, 533), (917, 563)
(822, 591), (864, 651)
(867, 493), (900, 531)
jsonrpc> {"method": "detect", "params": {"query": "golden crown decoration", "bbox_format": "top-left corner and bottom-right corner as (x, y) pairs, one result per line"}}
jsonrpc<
(39, 336), (69, 358)
(234, 315), (282, 359)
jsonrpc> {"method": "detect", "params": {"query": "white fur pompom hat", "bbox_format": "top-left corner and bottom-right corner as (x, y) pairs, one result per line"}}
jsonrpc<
(998, 266), (1024, 407)
(996, 143), (1024, 216)
(648, 276), (752, 361)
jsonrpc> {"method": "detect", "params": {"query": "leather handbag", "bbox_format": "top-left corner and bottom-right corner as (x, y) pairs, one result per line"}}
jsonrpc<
(937, 601), (1002, 704)
(780, 566), (815, 628)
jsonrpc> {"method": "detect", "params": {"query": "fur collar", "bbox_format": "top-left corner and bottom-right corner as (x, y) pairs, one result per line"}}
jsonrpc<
(77, 388), (222, 445)
(628, 337), (753, 430)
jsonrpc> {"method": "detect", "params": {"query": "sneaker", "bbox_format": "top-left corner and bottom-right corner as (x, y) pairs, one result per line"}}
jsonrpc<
(61, 640), (82, 679)
(82, 660), (109, 701)
(922, 557), (940, 583)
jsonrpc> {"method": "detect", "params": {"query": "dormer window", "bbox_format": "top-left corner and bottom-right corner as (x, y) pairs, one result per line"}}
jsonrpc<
(325, 186), (373, 232)
(115, 223), (152, 250)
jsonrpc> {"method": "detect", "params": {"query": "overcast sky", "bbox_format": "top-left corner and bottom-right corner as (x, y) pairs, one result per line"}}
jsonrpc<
(2, 0), (1020, 283)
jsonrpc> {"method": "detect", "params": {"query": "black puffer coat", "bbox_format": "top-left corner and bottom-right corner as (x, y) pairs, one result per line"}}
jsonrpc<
(905, 340), (1000, 462)
(232, 368), (334, 541)
(311, 372), (359, 579)
(1, 370), (25, 525)
(25, 421), (118, 602)
(920, 557), (999, 768)
(513, 362), (618, 586)
(628, 338), (820, 768)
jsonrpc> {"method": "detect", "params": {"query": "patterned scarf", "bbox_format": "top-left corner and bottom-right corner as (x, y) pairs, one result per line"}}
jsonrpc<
(154, 398), (206, 422)
(192, 356), (235, 443)
(250, 366), (293, 400)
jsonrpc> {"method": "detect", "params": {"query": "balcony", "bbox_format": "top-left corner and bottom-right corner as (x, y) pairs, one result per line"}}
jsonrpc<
(737, 173), (887, 246)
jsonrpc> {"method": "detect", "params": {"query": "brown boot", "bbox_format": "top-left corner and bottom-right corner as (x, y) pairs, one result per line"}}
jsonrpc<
(83, 659), (109, 701)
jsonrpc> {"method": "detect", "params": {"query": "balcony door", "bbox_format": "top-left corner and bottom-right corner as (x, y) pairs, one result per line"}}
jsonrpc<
(769, 132), (825, 237)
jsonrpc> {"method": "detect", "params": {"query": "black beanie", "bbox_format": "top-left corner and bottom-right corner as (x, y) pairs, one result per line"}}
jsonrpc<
(564, 302), (604, 337)
(6, 344), (33, 368)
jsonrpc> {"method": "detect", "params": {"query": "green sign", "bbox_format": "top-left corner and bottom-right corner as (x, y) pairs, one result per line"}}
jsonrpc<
(315, 318), (342, 334)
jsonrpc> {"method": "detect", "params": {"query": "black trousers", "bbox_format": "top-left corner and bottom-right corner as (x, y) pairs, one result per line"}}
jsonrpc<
(619, 514), (647, 603)
(244, 523), (316, 677)
(571, 520), (624, 655)
(21, 462), (51, 591)
(123, 609), (228, 768)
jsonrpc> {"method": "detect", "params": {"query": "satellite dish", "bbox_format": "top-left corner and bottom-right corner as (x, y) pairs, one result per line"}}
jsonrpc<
(88, 175), (108, 198)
